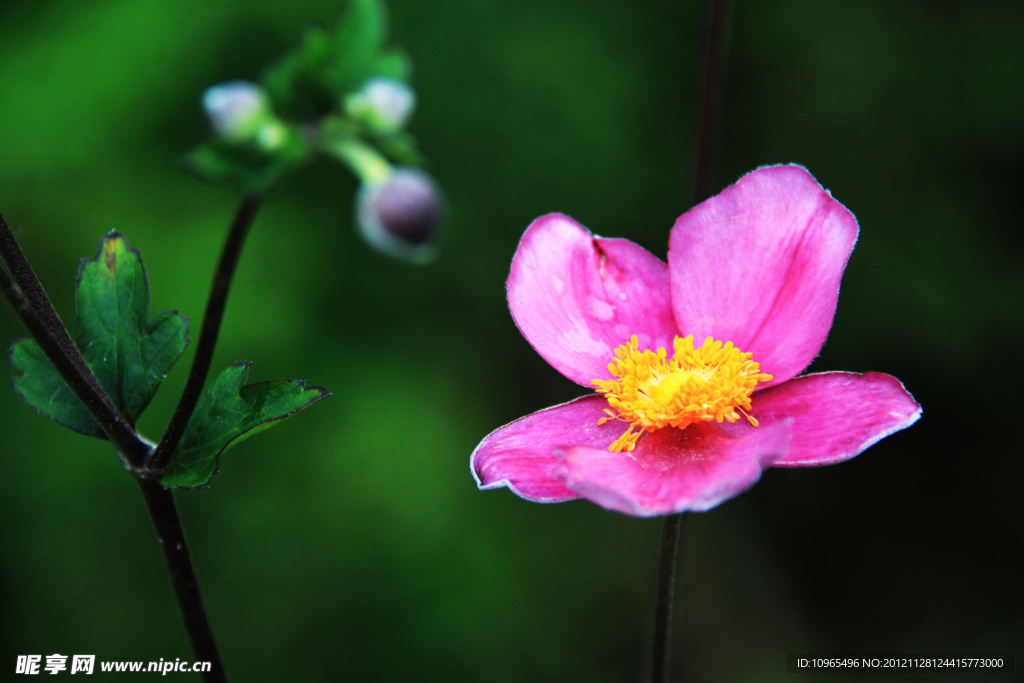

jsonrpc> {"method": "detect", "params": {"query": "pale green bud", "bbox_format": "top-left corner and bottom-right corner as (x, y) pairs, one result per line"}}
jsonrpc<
(203, 81), (289, 151)
(345, 78), (416, 135)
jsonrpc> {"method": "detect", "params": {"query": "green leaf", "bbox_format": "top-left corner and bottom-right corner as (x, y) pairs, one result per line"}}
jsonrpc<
(328, 0), (386, 88)
(161, 362), (329, 488)
(9, 338), (105, 438)
(76, 233), (188, 422)
(262, 0), (392, 119)
(9, 233), (188, 436)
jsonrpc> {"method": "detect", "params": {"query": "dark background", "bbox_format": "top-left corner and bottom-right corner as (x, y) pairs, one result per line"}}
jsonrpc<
(1, 1), (1020, 681)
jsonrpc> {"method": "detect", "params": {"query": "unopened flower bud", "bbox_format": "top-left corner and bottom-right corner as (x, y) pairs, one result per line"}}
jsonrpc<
(356, 167), (442, 263)
(203, 80), (286, 149)
(345, 78), (416, 134)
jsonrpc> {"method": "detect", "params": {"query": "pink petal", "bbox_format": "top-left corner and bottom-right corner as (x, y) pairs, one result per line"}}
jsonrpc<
(668, 165), (859, 385)
(471, 395), (620, 503)
(507, 213), (679, 387)
(551, 420), (792, 517)
(718, 371), (921, 466)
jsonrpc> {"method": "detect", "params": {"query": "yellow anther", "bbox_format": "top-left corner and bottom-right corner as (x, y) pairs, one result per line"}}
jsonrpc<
(592, 335), (772, 452)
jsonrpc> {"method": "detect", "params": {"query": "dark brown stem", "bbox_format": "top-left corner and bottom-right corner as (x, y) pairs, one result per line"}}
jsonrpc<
(690, 0), (732, 205)
(650, 1), (732, 681)
(0, 213), (151, 467)
(146, 194), (262, 474)
(2, 211), (229, 677)
(138, 479), (227, 682)
(650, 513), (687, 683)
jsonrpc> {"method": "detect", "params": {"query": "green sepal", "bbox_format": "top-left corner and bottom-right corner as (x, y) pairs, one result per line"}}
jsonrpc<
(373, 49), (411, 84)
(160, 362), (330, 488)
(9, 232), (188, 437)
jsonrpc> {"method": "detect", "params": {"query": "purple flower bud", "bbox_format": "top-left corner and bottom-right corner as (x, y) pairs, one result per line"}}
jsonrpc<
(356, 168), (442, 263)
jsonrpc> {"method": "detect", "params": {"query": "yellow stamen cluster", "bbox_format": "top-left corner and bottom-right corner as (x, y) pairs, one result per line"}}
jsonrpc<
(592, 335), (773, 452)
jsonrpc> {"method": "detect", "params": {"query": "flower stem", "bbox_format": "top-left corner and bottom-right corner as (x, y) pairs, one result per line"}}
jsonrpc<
(0, 213), (151, 467)
(649, 0), (732, 680)
(690, 0), (732, 205)
(146, 194), (262, 475)
(2, 211), (227, 676)
(327, 136), (393, 184)
(650, 513), (687, 682)
(138, 479), (227, 682)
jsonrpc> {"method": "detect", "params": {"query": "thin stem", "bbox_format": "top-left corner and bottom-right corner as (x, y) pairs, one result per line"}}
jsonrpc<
(146, 194), (262, 474)
(327, 137), (393, 184)
(2, 212), (230, 677)
(690, 0), (732, 205)
(0, 213), (151, 467)
(140, 193), (263, 675)
(649, 0), (732, 680)
(650, 513), (687, 683)
(138, 479), (227, 682)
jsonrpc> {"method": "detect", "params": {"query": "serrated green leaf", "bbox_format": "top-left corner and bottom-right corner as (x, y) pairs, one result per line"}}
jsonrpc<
(9, 338), (105, 437)
(75, 233), (188, 423)
(8, 233), (188, 437)
(161, 362), (329, 488)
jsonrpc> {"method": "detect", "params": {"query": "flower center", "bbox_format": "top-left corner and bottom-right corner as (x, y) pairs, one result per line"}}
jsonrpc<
(592, 335), (773, 452)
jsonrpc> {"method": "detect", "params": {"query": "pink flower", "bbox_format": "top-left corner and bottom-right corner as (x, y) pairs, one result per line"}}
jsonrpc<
(471, 165), (921, 517)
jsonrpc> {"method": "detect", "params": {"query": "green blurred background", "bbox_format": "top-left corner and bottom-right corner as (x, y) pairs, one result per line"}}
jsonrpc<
(1, 1), (1021, 681)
